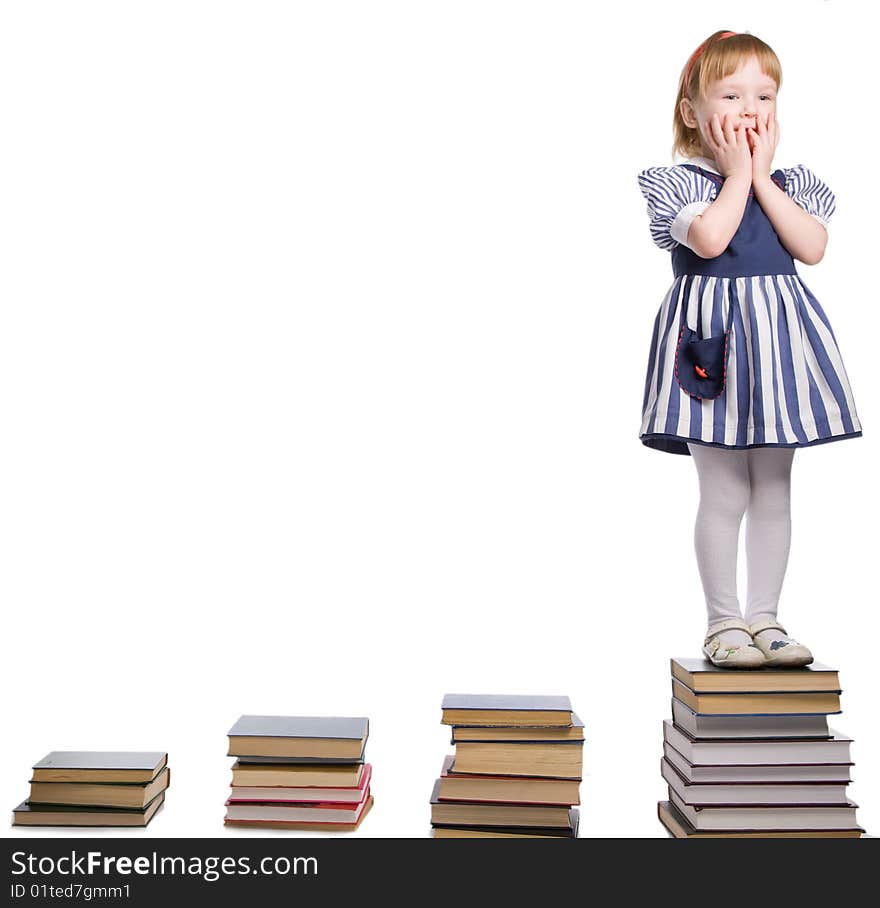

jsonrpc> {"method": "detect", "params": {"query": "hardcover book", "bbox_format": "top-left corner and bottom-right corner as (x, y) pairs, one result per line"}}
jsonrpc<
(230, 761), (365, 788)
(667, 789), (860, 831)
(452, 740), (583, 779)
(670, 658), (840, 693)
(658, 800), (862, 838)
(440, 694), (573, 727)
(227, 716), (369, 760)
(663, 720), (853, 766)
(430, 795), (572, 828)
(30, 752), (167, 784)
(224, 794), (373, 832)
(437, 755), (580, 805)
(28, 767), (170, 809)
(671, 678), (841, 716)
(661, 757), (849, 806)
(663, 742), (852, 784)
(228, 764), (372, 804)
(671, 699), (830, 740)
(451, 714), (584, 743)
(12, 792), (165, 827)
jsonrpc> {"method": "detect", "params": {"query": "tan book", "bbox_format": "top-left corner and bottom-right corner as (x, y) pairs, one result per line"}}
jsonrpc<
(224, 794), (373, 832)
(227, 716), (368, 760)
(452, 741), (583, 779)
(431, 784), (578, 832)
(13, 792), (165, 828)
(432, 827), (568, 839)
(671, 658), (841, 694)
(432, 817), (577, 838)
(441, 694), (573, 727)
(231, 761), (364, 788)
(437, 756), (580, 805)
(672, 678), (841, 716)
(29, 767), (170, 809)
(229, 765), (371, 804)
(30, 752), (167, 784)
(452, 714), (584, 743)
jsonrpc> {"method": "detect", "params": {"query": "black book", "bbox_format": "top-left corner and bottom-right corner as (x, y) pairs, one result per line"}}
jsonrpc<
(227, 716), (369, 760)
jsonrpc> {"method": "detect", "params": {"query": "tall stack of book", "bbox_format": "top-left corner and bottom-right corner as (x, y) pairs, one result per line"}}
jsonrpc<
(223, 715), (373, 832)
(658, 658), (864, 838)
(12, 751), (169, 828)
(430, 694), (582, 838)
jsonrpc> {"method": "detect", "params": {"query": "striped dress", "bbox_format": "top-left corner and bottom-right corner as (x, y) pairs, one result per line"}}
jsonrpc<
(637, 161), (861, 455)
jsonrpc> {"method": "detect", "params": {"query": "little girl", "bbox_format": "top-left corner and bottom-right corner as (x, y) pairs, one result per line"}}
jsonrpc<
(637, 31), (861, 668)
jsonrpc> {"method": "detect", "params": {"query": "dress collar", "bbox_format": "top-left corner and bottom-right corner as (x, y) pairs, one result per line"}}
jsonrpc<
(679, 155), (721, 174)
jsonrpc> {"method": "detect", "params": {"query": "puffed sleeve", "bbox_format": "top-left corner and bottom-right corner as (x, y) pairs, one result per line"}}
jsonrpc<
(783, 165), (836, 228)
(637, 166), (716, 250)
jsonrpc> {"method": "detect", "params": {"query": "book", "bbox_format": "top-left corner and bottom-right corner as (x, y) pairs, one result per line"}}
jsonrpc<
(28, 767), (170, 809)
(229, 764), (371, 804)
(12, 792), (165, 827)
(430, 783), (579, 833)
(224, 794), (373, 832)
(668, 789), (860, 831)
(671, 658), (840, 693)
(437, 756), (580, 805)
(663, 720), (853, 766)
(441, 694), (573, 727)
(671, 699), (830, 739)
(671, 679), (841, 716)
(30, 752), (167, 784)
(661, 757), (849, 806)
(452, 741), (583, 779)
(658, 800), (862, 838)
(663, 742), (853, 784)
(451, 714), (585, 743)
(227, 716), (369, 760)
(231, 755), (365, 765)
(231, 761), (366, 788)
(432, 827), (573, 838)
(432, 810), (579, 838)
(225, 789), (371, 824)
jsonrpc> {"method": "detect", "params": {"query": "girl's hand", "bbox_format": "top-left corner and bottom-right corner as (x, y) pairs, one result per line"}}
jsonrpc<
(703, 113), (752, 181)
(747, 111), (780, 184)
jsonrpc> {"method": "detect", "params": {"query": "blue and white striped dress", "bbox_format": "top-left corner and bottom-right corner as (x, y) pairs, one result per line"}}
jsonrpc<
(637, 160), (861, 455)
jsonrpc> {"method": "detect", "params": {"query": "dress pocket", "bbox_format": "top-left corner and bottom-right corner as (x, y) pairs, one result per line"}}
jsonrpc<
(675, 326), (731, 400)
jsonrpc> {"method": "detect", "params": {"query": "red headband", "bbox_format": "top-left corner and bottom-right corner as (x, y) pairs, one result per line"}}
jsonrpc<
(682, 31), (738, 90)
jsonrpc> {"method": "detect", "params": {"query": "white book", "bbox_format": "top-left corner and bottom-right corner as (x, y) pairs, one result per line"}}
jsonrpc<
(663, 720), (853, 766)
(668, 789), (860, 831)
(224, 793), (369, 824)
(228, 785), (365, 803)
(671, 699), (830, 739)
(663, 743), (853, 784)
(661, 757), (849, 806)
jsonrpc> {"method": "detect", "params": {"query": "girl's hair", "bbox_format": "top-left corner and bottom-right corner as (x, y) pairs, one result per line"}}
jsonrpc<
(673, 31), (782, 158)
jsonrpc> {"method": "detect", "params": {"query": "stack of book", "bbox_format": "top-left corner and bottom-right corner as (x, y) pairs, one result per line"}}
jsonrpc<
(12, 751), (169, 827)
(223, 715), (373, 832)
(430, 694), (582, 838)
(658, 658), (864, 838)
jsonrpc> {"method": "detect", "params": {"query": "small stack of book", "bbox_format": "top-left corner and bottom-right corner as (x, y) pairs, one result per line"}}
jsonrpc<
(430, 694), (583, 838)
(658, 658), (864, 838)
(223, 715), (373, 832)
(12, 751), (169, 827)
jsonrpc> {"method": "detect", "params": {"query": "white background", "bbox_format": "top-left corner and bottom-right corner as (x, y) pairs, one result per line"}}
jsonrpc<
(1, 0), (876, 839)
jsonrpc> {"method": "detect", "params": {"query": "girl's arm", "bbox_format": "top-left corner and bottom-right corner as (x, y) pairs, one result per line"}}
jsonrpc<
(748, 112), (827, 265)
(751, 179), (827, 264)
(686, 114), (752, 258)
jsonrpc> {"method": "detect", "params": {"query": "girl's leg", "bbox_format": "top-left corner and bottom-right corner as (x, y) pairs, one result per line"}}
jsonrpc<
(688, 443), (751, 645)
(743, 447), (795, 627)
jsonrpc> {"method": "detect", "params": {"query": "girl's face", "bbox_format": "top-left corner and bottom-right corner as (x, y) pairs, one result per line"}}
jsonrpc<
(681, 55), (778, 155)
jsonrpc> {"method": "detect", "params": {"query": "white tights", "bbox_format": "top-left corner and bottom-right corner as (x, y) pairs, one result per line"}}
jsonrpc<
(688, 443), (795, 630)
